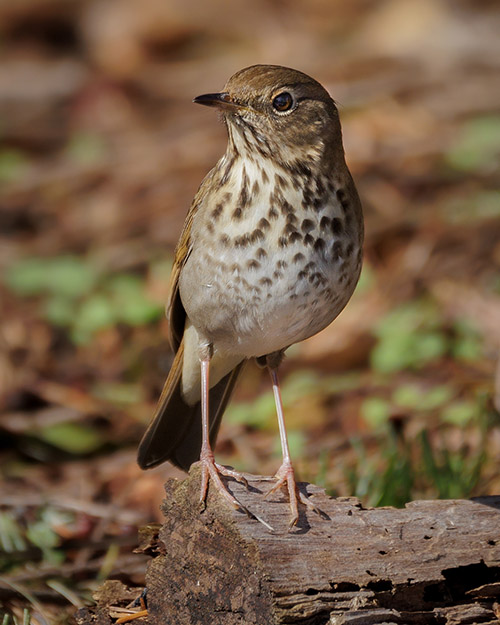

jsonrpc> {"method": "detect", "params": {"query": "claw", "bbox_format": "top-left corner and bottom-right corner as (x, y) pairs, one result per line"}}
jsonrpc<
(265, 460), (320, 529)
(198, 456), (274, 530)
(265, 461), (299, 527)
(215, 462), (248, 488)
(199, 454), (246, 512)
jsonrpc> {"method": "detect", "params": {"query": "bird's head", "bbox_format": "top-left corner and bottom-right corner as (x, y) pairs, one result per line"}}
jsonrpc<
(194, 64), (344, 169)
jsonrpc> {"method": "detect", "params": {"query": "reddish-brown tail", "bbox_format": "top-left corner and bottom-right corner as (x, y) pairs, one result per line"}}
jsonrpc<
(137, 340), (243, 471)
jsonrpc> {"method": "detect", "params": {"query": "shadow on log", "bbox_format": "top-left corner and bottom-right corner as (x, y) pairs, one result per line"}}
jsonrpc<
(77, 465), (500, 624)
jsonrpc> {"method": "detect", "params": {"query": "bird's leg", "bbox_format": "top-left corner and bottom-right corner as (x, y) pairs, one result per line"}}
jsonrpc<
(265, 367), (319, 528)
(198, 352), (248, 512)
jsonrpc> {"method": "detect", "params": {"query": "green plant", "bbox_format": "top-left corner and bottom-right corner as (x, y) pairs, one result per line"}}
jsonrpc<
(445, 115), (500, 173)
(371, 299), (448, 374)
(4, 255), (163, 344)
(346, 426), (414, 508)
(370, 298), (484, 375)
(344, 408), (489, 508)
(419, 429), (485, 499)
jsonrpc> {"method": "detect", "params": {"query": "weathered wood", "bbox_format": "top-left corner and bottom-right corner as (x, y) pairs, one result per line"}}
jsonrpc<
(77, 466), (500, 624)
(144, 466), (500, 624)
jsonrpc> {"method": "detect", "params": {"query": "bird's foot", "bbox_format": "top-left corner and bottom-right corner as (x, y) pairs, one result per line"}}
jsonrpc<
(199, 451), (248, 512)
(198, 454), (274, 530)
(265, 460), (320, 529)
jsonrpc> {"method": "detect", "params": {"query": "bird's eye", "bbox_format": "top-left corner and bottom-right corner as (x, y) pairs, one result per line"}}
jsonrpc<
(272, 92), (294, 112)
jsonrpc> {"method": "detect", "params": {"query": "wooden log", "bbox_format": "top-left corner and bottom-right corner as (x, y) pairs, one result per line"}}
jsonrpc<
(144, 466), (500, 624)
(77, 466), (500, 624)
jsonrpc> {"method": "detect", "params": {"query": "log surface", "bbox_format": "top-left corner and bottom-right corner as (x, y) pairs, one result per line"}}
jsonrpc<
(146, 467), (500, 624)
(77, 466), (500, 624)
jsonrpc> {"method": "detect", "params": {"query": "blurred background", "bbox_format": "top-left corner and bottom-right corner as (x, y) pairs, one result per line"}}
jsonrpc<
(1, 0), (500, 621)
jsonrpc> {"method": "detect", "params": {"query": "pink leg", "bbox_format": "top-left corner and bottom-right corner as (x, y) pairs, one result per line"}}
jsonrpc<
(266, 367), (319, 528)
(198, 357), (248, 511)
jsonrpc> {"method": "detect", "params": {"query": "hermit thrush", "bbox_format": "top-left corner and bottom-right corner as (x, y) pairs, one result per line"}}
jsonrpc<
(138, 65), (363, 526)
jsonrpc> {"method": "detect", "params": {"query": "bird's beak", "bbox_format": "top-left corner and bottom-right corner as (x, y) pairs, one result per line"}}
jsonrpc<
(193, 92), (243, 112)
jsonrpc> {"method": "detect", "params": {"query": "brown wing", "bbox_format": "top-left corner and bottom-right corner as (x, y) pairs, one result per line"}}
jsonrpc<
(166, 210), (193, 352)
(166, 172), (214, 351)
(137, 168), (246, 472)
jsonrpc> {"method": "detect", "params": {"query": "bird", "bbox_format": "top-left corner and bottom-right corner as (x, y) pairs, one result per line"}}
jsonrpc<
(138, 64), (363, 527)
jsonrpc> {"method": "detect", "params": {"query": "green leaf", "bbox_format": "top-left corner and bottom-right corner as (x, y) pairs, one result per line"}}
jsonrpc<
(452, 319), (483, 362)
(322, 372), (363, 394)
(92, 382), (143, 405)
(441, 401), (478, 426)
(66, 132), (107, 165)
(43, 295), (76, 327)
(5, 256), (98, 300)
(453, 336), (482, 361)
(445, 115), (500, 172)
(37, 422), (103, 454)
(117, 297), (162, 326)
(371, 300), (448, 373)
(414, 332), (448, 364)
(250, 392), (276, 429)
(0, 512), (27, 553)
(441, 190), (500, 223)
(281, 370), (320, 403)
(360, 397), (391, 427)
(45, 256), (98, 298)
(5, 258), (50, 295)
(392, 384), (422, 409)
(108, 274), (162, 326)
(420, 385), (454, 410)
(371, 333), (415, 374)
(26, 520), (59, 550)
(0, 149), (29, 184)
(107, 274), (143, 296)
(25, 510), (67, 564)
(72, 294), (116, 340)
(224, 402), (254, 426)
(392, 382), (459, 416)
(273, 430), (305, 459)
(353, 263), (374, 294)
(225, 392), (276, 430)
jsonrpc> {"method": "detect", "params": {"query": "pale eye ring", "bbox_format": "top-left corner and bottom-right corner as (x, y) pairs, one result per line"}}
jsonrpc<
(272, 92), (294, 112)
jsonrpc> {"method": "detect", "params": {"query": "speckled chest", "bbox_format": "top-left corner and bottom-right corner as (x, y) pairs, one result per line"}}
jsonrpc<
(179, 156), (362, 357)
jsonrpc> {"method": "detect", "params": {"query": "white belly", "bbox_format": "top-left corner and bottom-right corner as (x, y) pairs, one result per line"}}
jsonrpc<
(179, 158), (362, 358)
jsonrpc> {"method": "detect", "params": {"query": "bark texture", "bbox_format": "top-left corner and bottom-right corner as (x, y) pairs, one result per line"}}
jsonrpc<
(77, 466), (500, 624)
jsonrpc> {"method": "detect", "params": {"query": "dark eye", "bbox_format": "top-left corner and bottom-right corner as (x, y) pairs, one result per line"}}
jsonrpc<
(272, 92), (294, 112)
